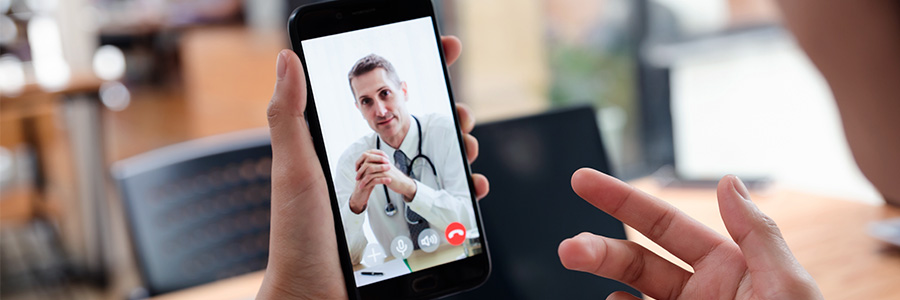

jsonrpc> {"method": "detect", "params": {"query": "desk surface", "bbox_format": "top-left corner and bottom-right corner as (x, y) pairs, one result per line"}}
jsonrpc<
(351, 245), (468, 272)
(152, 179), (900, 300)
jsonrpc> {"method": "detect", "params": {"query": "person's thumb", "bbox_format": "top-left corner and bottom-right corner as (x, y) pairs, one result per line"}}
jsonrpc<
(261, 50), (346, 300)
(268, 49), (306, 143)
(717, 175), (804, 285)
(267, 50), (325, 194)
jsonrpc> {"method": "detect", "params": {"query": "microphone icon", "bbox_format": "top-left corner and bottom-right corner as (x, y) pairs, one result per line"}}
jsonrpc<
(397, 239), (408, 255)
(391, 236), (413, 259)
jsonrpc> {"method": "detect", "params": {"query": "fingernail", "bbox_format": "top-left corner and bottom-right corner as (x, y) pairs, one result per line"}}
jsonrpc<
(276, 50), (288, 80)
(732, 176), (751, 201)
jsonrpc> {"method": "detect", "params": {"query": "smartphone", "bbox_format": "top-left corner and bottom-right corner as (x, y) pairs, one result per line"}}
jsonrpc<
(287, 0), (490, 299)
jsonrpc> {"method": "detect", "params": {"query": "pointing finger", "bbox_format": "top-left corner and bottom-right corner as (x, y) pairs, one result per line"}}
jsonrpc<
(571, 168), (731, 266)
(558, 232), (690, 300)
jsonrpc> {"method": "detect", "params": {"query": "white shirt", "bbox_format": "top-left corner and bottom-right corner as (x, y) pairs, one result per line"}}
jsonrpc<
(335, 113), (476, 264)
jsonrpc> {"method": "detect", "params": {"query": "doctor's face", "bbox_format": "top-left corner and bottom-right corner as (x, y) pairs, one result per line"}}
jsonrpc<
(351, 68), (411, 142)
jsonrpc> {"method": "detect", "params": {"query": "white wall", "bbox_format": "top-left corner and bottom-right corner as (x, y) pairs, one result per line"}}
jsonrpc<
(670, 36), (882, 204)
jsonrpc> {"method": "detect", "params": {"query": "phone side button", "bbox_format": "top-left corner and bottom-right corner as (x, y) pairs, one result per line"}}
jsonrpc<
(411, 275), (437, 293)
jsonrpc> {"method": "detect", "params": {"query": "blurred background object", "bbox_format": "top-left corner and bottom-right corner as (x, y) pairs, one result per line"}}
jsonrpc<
(451, 106), (641, 299)
(112, 128), (272, 296)
(0, 0), (891, 299)
(637, 0), (880, 204)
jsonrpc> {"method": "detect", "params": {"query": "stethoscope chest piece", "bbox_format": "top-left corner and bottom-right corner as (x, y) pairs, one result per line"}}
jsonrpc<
(385, 202), (397, 216)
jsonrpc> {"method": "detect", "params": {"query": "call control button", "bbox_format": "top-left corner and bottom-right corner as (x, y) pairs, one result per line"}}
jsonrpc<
(361, 243), (385, 267)
(390, 235), (414, 259)
(444, 222), (466, 246)
(417, 228), (440, 253)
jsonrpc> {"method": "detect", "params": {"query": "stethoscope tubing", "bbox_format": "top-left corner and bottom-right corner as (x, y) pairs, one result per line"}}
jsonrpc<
(376, 115), (439, 225)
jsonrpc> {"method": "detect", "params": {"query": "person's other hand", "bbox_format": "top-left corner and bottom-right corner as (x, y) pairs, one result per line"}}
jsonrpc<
(258, 36), (487, 300)
(558, 168), (823, 300)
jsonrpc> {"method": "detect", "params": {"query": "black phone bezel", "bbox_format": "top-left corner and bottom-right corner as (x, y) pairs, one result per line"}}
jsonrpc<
(287, 1), (491, 299)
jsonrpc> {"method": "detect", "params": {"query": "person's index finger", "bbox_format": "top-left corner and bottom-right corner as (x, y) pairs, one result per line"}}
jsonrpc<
(455, 103), (475, 134)
(570, 168), (731, 266)
(356, 162), (373, 181)
(356, 152), (380, 170)
(441, 36), (462, 66)
(357, 162), (387, 180)
(371, 149), (389, 158)
(355, 152), (371, 171)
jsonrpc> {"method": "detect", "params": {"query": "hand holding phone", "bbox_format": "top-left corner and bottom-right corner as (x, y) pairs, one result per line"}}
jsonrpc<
(257, 37), (488, 299)
(283, 1), (491, 298)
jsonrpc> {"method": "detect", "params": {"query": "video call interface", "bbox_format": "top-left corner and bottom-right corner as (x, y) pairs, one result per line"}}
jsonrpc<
(301, 17), (482, 287)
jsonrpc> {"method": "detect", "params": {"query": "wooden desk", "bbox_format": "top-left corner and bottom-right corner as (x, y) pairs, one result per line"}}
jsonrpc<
(407, 245), (466, 272)
(152, 180), (900, 300)
(351, 245), (467, 272)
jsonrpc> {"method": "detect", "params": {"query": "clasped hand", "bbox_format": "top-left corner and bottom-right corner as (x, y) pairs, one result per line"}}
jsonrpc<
(349, 150), (417, 214)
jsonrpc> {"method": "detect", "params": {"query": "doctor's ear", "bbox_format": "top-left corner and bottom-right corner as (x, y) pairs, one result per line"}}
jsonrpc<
(400, 81), (408, 98)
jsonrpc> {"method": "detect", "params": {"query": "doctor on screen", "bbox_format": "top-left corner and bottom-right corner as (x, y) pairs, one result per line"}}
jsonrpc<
(334, 54), (476, 265)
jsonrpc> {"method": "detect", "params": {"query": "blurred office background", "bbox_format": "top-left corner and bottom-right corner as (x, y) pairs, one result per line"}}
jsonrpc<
(0, 0), (881, 299)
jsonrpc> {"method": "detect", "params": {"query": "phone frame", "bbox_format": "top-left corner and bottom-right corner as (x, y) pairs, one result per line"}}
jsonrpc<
(287, 0), (490, 299)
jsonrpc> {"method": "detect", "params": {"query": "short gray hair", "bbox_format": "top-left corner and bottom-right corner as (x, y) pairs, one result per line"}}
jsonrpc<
(348, 54), (401, 98)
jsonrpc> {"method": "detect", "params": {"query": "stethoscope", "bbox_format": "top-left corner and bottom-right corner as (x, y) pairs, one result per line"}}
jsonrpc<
(376, 115), (439, 225)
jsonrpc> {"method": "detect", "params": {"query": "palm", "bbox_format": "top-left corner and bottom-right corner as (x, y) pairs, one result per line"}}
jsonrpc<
(558, 169), (822, 300)
(681, 258), (750, 299)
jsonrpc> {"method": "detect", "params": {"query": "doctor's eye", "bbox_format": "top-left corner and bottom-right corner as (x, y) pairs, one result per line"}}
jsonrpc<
(379, 89), (391, 98)
(360, 98), (372, 105)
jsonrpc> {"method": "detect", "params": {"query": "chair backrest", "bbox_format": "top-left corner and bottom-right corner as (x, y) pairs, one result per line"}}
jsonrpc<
(448, 106), (641, 299)
(112, 128), (272, 295)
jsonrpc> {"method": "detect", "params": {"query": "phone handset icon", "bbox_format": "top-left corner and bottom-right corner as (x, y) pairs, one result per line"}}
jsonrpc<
(444, 222), (467, 246)
(448, 229), (464, 239)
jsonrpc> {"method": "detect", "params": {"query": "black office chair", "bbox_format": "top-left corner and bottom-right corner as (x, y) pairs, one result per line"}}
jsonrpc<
(112, 128), (273, 295)
(448, 106), (641, 299)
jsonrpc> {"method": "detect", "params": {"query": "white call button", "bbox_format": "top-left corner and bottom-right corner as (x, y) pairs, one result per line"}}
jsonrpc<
(390, 235), (414, 259)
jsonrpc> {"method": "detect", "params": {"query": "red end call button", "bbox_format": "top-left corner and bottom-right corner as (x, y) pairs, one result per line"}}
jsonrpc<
(444, 222), (466, 246)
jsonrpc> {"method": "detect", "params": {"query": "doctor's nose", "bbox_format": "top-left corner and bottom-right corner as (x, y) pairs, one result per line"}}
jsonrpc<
(373, 101), (388, 117)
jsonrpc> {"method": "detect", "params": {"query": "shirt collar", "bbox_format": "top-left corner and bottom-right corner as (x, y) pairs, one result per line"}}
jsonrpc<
(385, 115), (419, 159)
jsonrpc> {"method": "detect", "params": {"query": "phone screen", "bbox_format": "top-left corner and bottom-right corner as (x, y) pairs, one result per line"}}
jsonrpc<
(300, 16), (483, 288)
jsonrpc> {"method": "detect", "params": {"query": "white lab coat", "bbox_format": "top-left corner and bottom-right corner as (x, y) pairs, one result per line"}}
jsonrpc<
(334, 113), (476, 264)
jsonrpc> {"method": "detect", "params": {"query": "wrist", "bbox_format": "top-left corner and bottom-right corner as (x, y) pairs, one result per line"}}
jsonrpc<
(402, 179), (418, 202)
(349, 194), (366, 214)
(258, 258), (348, 300)
(352, 203), (366, 214)
(257, 270), (299, 300)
